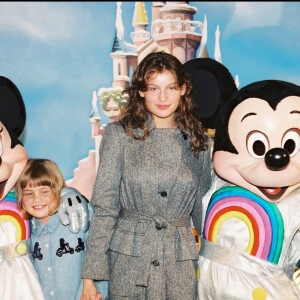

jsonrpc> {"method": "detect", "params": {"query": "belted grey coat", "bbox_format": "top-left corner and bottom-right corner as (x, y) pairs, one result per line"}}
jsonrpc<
(82, 118), (212, 300)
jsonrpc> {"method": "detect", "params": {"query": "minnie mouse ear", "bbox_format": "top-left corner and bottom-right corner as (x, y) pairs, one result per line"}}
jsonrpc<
(0, 76), (26, 138)
(183, 58), (237, 129)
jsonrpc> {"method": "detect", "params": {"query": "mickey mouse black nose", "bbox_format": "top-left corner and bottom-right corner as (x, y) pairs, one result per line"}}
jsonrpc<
(264, 148), (290, 171)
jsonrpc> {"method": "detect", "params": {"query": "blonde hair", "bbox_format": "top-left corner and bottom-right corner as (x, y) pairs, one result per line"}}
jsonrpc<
(15, 159), (66, 219)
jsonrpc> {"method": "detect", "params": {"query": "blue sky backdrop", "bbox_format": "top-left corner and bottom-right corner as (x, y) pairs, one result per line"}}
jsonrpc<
(1, 2), (300, 179)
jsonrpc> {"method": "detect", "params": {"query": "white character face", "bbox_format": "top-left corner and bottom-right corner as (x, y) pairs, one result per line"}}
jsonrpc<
(0, 122), (28, 201)
(214, 96), (300, 202)
(139, 70), (186, 128)
(103, 97), (121, 122)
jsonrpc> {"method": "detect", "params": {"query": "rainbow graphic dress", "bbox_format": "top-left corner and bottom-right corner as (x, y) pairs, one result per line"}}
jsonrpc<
(0, 192), (31, 244)
(0, 192), (44, 299)
(203, 186), (284, 264)
(198, 176), (300, 300)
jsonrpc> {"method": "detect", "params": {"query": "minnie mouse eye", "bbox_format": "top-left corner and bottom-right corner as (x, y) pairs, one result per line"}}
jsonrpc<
(282, 129), (300, 157)
(247, 131), (269, 158)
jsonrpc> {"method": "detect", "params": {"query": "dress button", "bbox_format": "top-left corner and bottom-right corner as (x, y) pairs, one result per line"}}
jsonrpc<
(160, 191), (167, 197)
(152, 260), (159, 266)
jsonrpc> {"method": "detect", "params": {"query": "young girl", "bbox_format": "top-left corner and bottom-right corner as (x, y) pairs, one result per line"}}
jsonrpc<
(15, 159), (108, 300)
(81, 52), (212, 299)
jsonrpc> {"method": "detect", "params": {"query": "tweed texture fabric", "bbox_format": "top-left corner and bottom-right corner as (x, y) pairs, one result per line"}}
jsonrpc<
(82, 118), (212, 299)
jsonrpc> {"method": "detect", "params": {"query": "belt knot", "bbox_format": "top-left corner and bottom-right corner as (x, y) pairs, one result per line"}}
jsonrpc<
(153, 214), (168, 229)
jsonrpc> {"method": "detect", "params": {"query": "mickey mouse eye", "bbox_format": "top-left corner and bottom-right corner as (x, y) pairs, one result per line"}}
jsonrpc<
(247, 131), (269, 158)
(282, 129), (300, 157)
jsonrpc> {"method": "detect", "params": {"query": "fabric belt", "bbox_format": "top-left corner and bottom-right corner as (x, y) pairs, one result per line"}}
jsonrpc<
(200, 237), (295, 281)
(120, 208), (190, 228)
(0, 239), (31, 262)
(119, 208), (191, 289)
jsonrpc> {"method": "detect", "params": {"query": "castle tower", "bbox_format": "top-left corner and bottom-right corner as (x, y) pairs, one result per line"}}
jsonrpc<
(111, 2), (138, 89)
(89, 90), (102, 169)
(151, 2), (165, 35)
(130, 2), (150, 47)
(151, 1), (203, 63)
(89, 90), (101, 137)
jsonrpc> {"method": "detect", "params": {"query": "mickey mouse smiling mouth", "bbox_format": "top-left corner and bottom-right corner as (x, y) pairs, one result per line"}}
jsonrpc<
(257, 186), (288, 201)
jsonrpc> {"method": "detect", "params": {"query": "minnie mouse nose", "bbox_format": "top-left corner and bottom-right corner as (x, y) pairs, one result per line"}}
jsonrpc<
(265, 147), (290, 171)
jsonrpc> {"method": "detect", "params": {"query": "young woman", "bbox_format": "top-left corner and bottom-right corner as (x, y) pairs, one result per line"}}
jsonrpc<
(81, 52), (212, 299)
(15, 159), (108, 300)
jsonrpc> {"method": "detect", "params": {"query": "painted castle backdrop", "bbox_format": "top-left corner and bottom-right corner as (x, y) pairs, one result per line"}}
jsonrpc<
(67, 1), (236, 200)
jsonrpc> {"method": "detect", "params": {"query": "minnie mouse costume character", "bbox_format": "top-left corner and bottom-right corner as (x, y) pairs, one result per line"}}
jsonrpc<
(0, 76), (91, 299)
(184, 59), (300, 299)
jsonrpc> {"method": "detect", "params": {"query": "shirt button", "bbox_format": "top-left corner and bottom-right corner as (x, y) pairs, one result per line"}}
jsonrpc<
(152, 260), (159, 266)
(50, 291), (54, 296)
(156, 225), (163, 230)
(45, 244), (49, 248)
(48, 267), (51, 271)
(160, 191), (167, 197)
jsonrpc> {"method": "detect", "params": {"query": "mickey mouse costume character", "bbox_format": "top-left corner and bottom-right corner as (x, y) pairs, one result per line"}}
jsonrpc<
(0, 76), (91, 299)
(184, 59), (300, 299)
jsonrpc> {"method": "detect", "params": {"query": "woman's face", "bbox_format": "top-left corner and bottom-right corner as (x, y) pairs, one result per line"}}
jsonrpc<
(139, 70), (186, 128)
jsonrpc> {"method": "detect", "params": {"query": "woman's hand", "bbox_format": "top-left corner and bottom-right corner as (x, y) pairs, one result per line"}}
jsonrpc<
(81, 279), (102, 300)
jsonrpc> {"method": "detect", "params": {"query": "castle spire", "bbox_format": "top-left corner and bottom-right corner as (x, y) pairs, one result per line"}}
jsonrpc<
(235, 75), (240, 88)
(116, 2), (124, 40)
(111, 2), (137, 53)
(112, 2), (124, 52)
(198, 14), (209, 58)
(133, 2), (148, 25)
(214, 25), (222, 63)
(131, 2), (150, 47)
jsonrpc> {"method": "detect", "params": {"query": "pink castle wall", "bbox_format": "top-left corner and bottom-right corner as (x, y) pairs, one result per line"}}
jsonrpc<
(66, 150), (97, 201)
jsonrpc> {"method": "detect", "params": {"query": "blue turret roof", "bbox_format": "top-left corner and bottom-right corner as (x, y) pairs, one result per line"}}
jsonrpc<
(111, 2), (137, 54)
(111, 30), (137, 54)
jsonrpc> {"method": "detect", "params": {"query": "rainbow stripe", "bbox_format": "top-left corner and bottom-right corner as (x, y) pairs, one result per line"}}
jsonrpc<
(203, 186), (284, 264)
(0, 192), (30, 241)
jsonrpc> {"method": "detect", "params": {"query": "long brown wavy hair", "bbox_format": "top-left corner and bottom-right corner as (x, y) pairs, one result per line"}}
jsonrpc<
(119, 52), (208, 157)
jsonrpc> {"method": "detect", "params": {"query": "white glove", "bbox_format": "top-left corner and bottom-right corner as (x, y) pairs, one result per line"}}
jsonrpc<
(58, 187), (94, 234)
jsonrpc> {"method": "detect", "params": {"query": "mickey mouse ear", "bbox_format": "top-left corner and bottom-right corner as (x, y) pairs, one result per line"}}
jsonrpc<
(0, 76), (26, 138)
(184, 58), (237, 129)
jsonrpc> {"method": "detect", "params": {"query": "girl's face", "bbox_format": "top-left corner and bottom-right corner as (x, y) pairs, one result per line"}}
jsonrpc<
(22, 185), (56, 224)
(139, 70), (186, 128)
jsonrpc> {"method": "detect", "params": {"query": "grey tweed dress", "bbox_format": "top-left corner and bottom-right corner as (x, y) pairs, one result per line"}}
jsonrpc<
(81, 117), (212, 300)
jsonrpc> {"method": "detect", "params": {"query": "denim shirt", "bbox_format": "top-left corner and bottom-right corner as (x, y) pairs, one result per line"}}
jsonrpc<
(31, 213), (108, 300)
